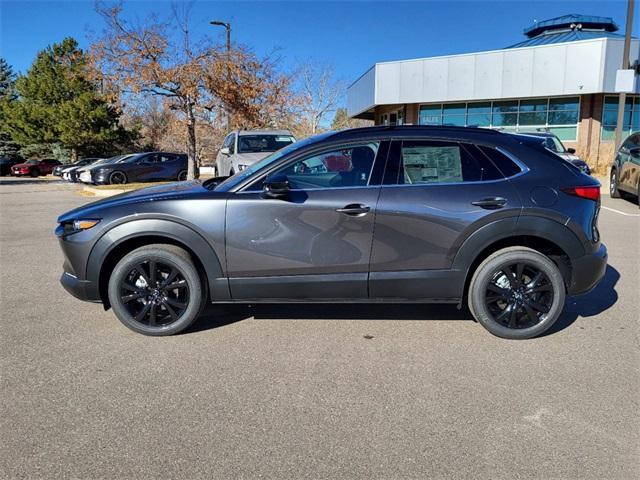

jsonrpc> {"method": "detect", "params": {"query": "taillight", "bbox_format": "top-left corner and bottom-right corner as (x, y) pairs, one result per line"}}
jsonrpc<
(561, 185), (600, 201)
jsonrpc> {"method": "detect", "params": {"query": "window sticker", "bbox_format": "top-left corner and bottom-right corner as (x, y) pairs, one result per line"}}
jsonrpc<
(402, 146), (463, 183)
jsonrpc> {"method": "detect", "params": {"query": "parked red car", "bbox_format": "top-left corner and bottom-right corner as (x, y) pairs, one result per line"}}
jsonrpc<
(11, 159), (61, 177)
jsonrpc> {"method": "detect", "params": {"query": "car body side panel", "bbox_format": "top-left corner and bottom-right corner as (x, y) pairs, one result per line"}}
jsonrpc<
(225, 187), (381, 298)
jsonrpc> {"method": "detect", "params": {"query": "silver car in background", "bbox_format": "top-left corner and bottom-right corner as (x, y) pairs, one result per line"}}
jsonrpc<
(215, 129), (295, 176)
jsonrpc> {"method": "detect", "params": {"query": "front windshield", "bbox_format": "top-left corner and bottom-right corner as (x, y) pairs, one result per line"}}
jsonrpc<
(237, 134), (295, 153)
(26, 159), (39, 165)
(547, 136), (566, 153)
(214, 133), (330, 191)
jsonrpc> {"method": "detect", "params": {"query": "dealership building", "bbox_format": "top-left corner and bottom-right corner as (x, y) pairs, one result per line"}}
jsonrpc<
(347, 14), (640, 167)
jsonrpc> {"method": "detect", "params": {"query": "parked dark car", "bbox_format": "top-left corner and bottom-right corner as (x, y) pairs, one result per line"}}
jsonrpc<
(72, 155), (133, 183)
(83, 152), (188, 185)
(56, 126), (606, 339)
(12, 158), (61, 177)
(0, 156), (22, 176)
(512, 131), (591, 174)
(610, 131), (639, 204)
(54, 158), (101, 177)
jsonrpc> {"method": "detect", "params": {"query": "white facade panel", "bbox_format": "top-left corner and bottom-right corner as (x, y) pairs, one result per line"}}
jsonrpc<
(501, 48), (534, 98)
(474, 52), (503, 99)
(376, 62), (401, 104)
(421, 57), (449, 102)
(399, 60), (425, 104)
(346, 66), (376, 117)
(531, 45), (566, 96)
(447, 55), (475, 101)
(346, 37), (640, 117)
(564, 41), (605, 93)
(602, 38), (640, 93)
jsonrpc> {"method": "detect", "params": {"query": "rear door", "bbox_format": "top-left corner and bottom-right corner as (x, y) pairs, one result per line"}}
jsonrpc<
(369, 138), (523, 299)
(225, 141), (388, 300)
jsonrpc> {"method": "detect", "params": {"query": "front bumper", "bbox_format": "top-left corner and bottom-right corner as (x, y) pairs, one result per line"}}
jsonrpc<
(569, 243), (608, 295)
(60, 271), (101, 302)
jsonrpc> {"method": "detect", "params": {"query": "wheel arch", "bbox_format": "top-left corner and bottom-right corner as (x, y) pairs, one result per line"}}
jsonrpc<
(87, 219), (230, 308)
(454, 216), (583, 302)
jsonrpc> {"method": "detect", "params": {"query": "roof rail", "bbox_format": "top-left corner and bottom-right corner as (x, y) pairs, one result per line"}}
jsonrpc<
(333, 125), (502, 135)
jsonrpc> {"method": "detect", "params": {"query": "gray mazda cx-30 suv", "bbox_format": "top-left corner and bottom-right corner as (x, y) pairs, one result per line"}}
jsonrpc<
(56, 126), (607, 339)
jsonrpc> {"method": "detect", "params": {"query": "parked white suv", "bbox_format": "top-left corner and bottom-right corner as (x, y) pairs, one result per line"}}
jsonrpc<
(215, 129), (295, 176)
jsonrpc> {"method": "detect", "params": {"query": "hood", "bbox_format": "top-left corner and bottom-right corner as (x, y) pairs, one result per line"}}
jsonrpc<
(232, 152), (272, 166)
(12, 162), (33, 169)
(57, 180), (211, 223)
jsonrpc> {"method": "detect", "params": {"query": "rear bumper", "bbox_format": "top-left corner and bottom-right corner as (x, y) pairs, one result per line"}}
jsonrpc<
(569, 243), (608, 295)
(60, 271), (101, 302)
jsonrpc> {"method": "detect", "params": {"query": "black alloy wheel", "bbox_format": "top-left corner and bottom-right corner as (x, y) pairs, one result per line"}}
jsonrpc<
(484, 262), (553, 329)
(178, 170), (188, 181)
(468, 246), (565, 339)
(109, 171), (127, 184)
(108, 244), (206, 335)
(119, 260), (190, 327)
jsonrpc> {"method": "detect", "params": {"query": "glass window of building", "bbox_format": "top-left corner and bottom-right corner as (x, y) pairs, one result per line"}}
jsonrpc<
(417, 96), (580, 140)
(601, 95), (640, 141)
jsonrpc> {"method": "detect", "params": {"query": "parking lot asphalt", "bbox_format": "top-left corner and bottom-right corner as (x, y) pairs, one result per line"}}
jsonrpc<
(1, 181), (638, 479)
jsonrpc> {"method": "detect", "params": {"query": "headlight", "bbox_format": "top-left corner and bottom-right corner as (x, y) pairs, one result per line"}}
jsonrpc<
(59, 219), (101, 236)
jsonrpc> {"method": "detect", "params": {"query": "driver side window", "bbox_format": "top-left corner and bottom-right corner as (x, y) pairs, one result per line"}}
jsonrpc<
(265, 143), (380, 190)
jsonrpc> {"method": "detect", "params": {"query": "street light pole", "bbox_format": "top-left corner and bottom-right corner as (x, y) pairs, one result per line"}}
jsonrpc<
(210, 20), (232, 129)
(614, 0), (635, 151)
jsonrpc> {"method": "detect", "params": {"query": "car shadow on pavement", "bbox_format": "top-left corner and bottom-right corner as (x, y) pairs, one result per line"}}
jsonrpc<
(542, 264), (620, 336)
(189, 302), (470, 334)
(189, 265), (620, 337)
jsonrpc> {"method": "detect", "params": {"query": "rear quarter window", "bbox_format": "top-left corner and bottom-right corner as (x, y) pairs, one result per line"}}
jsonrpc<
(476, 146), (522, 178)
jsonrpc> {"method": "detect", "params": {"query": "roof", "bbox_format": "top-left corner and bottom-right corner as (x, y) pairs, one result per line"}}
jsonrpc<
(236, 129), (293, 136)
(508, 13), (628, 49)
(523, 14), (618, 37)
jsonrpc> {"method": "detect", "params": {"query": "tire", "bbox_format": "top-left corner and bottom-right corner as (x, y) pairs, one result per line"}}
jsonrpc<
(30, 169), (40, 177)
(107, 244), (206, 336)
(468, 246), (565, 340)
(610, 168), (621, 198)
(177, 170), (187, 181)
(109, 171), (127, 185)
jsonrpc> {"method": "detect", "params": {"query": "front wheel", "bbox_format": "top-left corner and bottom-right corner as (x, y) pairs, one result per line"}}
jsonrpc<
(468, 247), (565, 340)
(30, 169), (40, 177)
(177, 170), (187, 181)
(107, 244), (206, 336)
(109, 171), (127, 185)
(610, 169), (621, 198)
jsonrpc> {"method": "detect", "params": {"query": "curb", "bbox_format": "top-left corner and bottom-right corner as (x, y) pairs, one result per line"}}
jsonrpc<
(82, 186), (125, 197)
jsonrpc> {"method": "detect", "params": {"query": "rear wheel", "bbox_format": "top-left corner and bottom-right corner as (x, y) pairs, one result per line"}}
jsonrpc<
(610, 168), (621, 198)
(107, 244), (206, 336)
(109, 171), (127, 184)
(468, 247), (565, 340)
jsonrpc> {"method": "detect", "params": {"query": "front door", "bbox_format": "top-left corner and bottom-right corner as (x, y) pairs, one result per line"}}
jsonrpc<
(369, 139), (523, 299)
(225, 141), (387, 299)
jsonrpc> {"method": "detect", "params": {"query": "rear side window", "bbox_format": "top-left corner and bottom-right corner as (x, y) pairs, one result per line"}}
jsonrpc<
(476, 146), (522, 178)
(393, 140), (503, 185)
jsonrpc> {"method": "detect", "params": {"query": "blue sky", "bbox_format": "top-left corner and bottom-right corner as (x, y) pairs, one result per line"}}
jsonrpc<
(1, 0), (638, 85)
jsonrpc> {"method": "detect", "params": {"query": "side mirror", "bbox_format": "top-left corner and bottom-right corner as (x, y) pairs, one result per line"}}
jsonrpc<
(566, 147), (576, 154)
(220, 147), (231, 155)
(263, 173), (290, 198)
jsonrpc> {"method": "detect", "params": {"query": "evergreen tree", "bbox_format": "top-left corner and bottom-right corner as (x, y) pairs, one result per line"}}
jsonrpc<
(3, 38), (133, 160)
(0, 58), (21, 159)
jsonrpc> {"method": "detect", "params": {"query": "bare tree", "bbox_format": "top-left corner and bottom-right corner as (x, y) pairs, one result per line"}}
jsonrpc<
(296, 63), (344, 136)
(91, 1), (221, 179)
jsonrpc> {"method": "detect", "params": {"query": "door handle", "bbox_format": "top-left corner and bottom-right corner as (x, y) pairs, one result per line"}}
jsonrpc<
(471, 197), (507, 209)
(336, 204), (371, 216)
